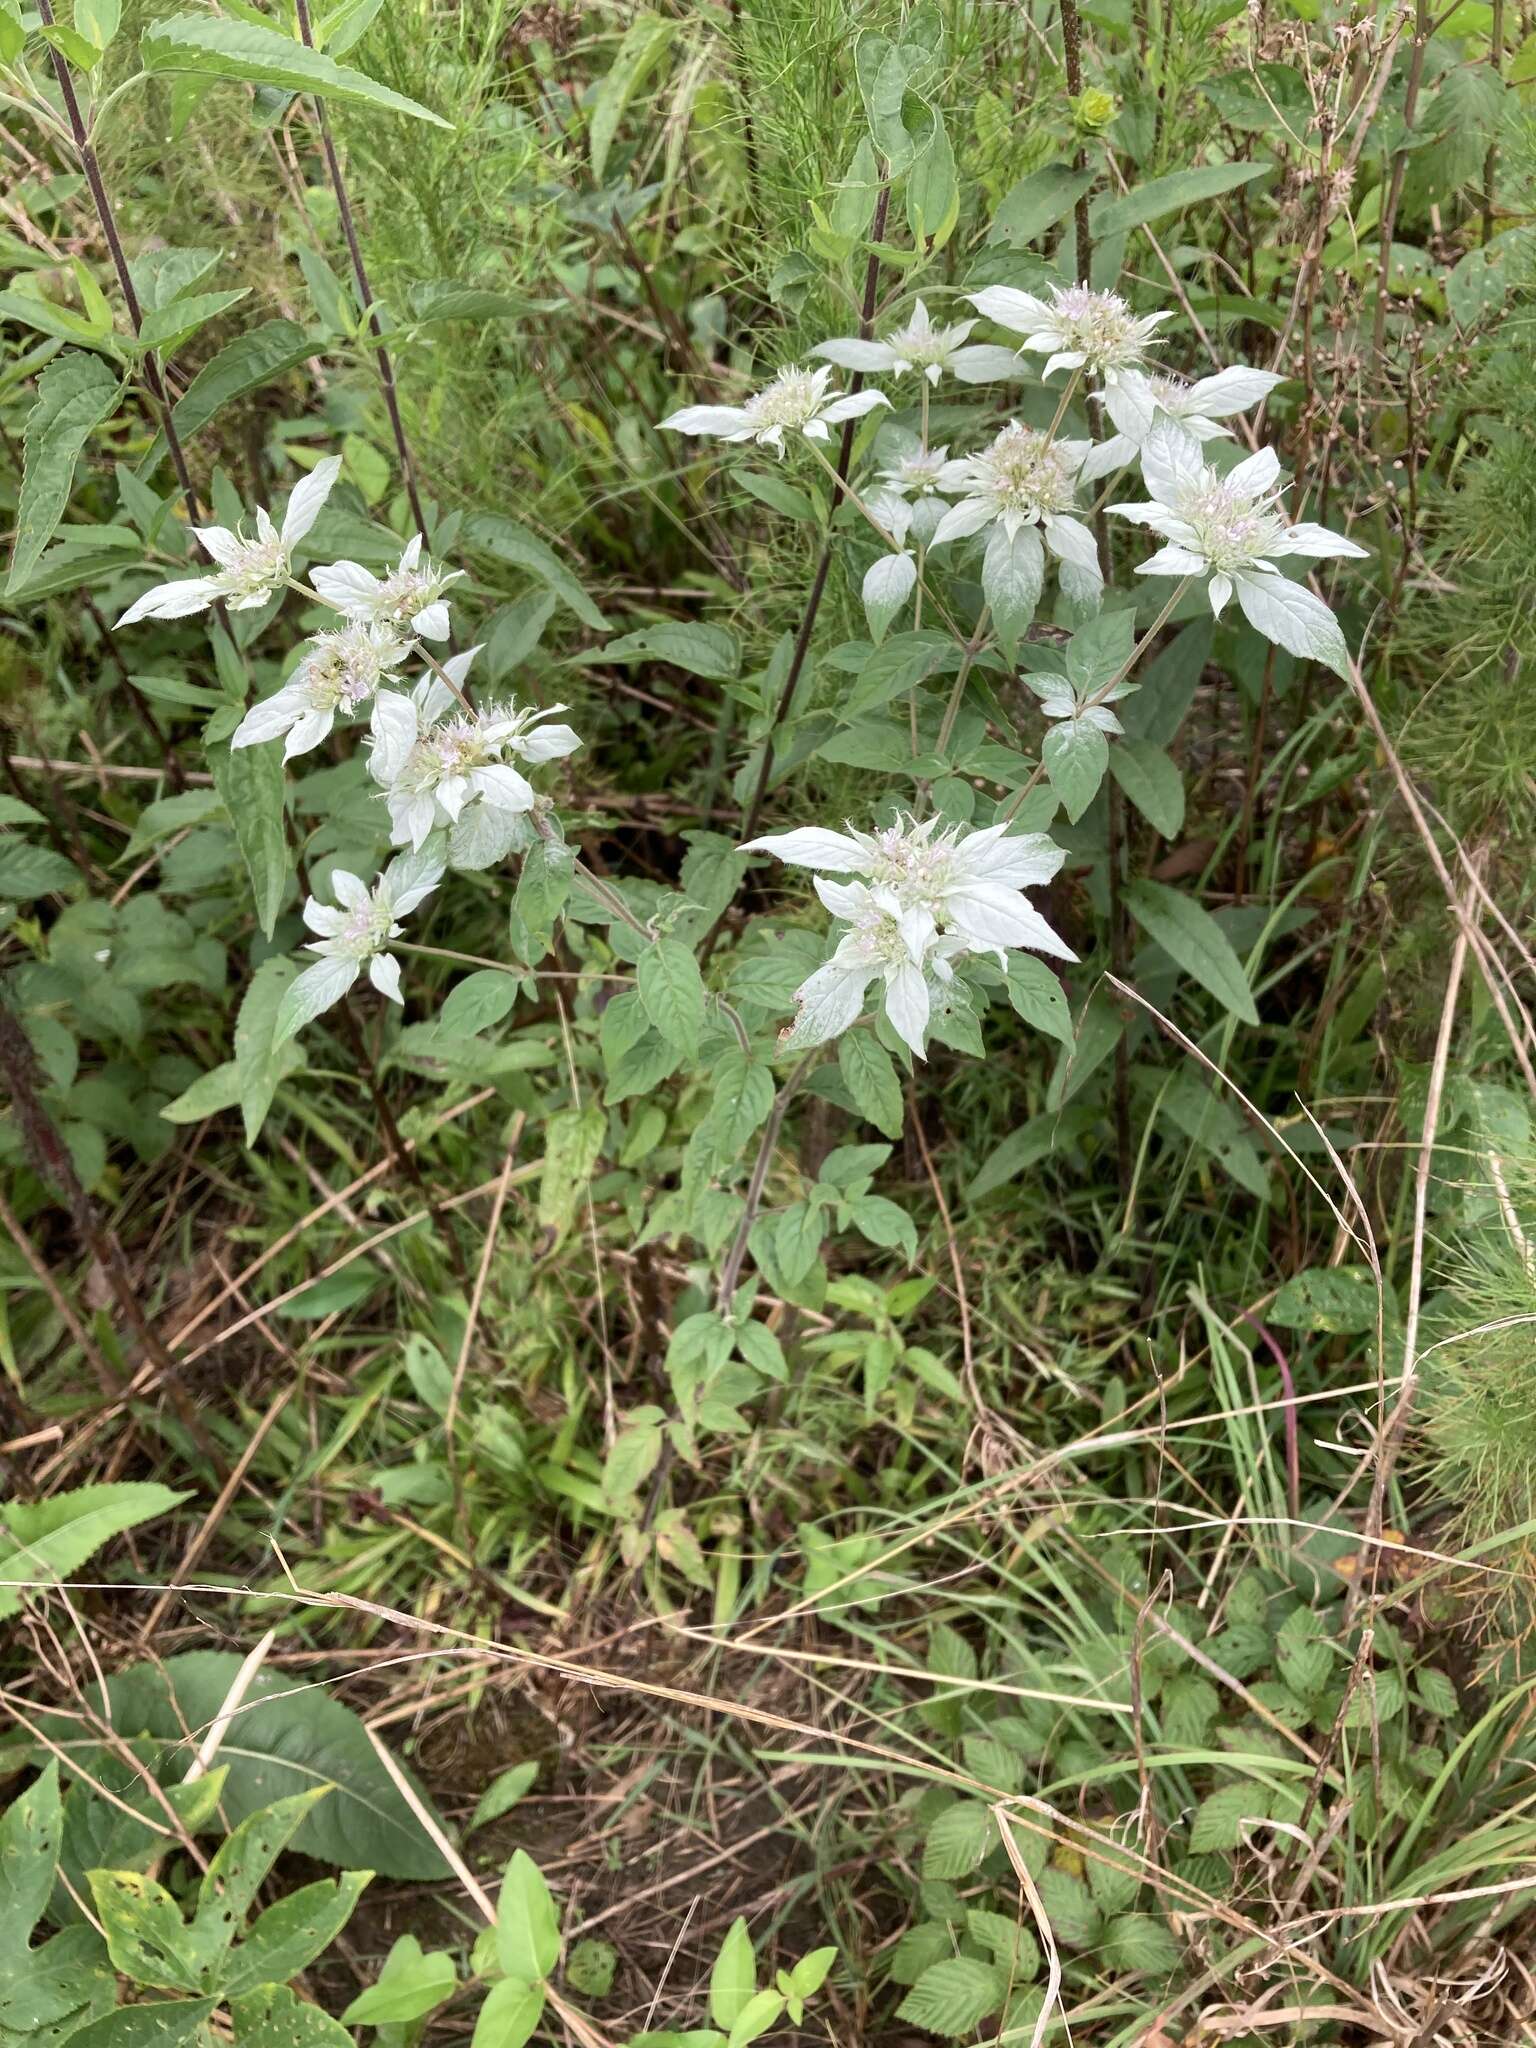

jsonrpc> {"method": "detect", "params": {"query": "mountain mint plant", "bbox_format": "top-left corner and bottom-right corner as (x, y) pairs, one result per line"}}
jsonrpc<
(107, 205), (1366, 1470)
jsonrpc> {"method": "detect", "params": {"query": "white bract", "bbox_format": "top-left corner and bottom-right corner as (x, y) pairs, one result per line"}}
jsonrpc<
(368, 648), (581, 851)
(115, 456), (341, 627)
(1109, 421), (1367, 674)
(313, 534), (464, 641)
(1081, 364), (1284, 482)
(1024, 669), (1135, 735)
(932, 423), (1102, 611)
(968, 282), (1171, 387)
(276, 843), (444, 1041)
(232, 622), (408, 760)
(784, 882), (971, 1057)
(744, 817), (1074, 1055)
(659, 364), (888, 457)
(812, 297), (1023, 388)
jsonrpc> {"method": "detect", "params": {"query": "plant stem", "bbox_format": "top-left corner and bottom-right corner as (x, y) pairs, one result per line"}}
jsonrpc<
(293, 0), (430, 539)
(935, 607), (992, 758)
(0, 1000), (220, 1468)
(1060, 0), (1093, 282)
(716, 1052), (817, 1311)
(736, 183), (890, 846)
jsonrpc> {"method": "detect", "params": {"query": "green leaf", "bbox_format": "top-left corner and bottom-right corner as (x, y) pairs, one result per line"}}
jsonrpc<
(1089, 159), (1272, 238)
(707, 1050), (774, 1161)
(1110, 739), (1185, 840)
(588, 12), (674, 182)
(1124, 878), (1259, 1025)
(68, 2001), (218, 2048)
(208, 734), (287, 938)
(468, 1762), (538, 1834)
(471, 1977), (545, 2048)
(1103, 1912), (1181, 1976)
(232, 956), (300, 1146)
(172, 319), (314, 439)
(138, 288), (251, 357)
(565, 1938), (617, 1998)
(1042, 718), (1108, 823)
(988, 162), (1095, 247)
(725, 1990), (784, 2048)
(463, 514), (608, 631)
(513, 838), (573, 957)
(1268, 1264), (1379, 1334)
(7, 353), (121, 594)
(537, 1104), (607, 1237)
(1189, 1782), (1264, 1853)
(922, 1801), (995, 1880)
(223, 1870), (371, 1994)
(441, 969), (518, 1037)
(231, 1985), (354, 2048)
(0, 840), (81, 899)
(896, 1958), (1004, 2037)
(341, 1936), (456, 2024)
(55, 1651), (450, 1878)
(495, 1850), (560, 1983)
(709, 1918), (755, 2030)
(0, 1485), (187, 1620)
(600, 622), (740, 681)
(89, 1869), (200, 1992)
(141, 15), (449, 124)
(0, 1763), (61, 1961)
(1037, 1867), (1102, 1946)
(638, 938), (706, 1059)
(1004, 955), (1074, 1048)
(787, 1948), (837, 1998)
(838, 1032), (903, 1138)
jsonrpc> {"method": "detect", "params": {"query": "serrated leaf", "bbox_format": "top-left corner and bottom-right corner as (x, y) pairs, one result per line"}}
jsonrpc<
(600, 621), (740, 681)
(708, 1050), (774, 1160)
(141, 15), (449, 123)
(0, 1485), (187, 1620)
(838, 1032), (903, 1137)
(0, 840), (82, 899)
(537, 1104), (606, 1237)
(172, 319), (314, 438)
(922, 1801), (995, 1879)
(1103, 1911), (1181, 1976)
(1188, 1782), (1263, 1853)
(8, 353), (121, 594)
(638, 938), (706, 1059)
(895, 1957), (1003, 2037)
(1042, 718), (1108, 822)
(1124, 878), (1259, 1025)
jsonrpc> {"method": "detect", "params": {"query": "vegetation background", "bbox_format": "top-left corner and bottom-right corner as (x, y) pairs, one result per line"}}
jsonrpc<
(3, 0), (1536, 2042)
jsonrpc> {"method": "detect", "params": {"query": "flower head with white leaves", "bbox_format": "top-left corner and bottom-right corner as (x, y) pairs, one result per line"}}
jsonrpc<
(968, 282), (1172, 387)
(1081, 364), (1284, 483)
(368, 649), (581, 852)
(115, 456), (341, 628)
(747, 818), (1074, 1058)
(813, 297), (1023, 388)
(276, 843), (444, 1042)
(232, 622), (409, 760)
(784, 882), (972, 1057)
(932, 423), (1102, 610)
(1108, 421), (1367, 673)
(659, 364), (888, 458)
(1024, 668), (1135, 735)
(313, 534), (464, 641)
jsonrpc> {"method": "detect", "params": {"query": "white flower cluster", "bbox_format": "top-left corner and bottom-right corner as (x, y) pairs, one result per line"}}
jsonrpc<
(113, 457), (581, 1034)
(659, 279), (1364, 672)
(742, 819), (1072, 1059)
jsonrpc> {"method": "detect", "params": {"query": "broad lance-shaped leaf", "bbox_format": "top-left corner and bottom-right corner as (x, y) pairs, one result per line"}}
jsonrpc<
(1124, 878), (1259, 1026)
(7, 354), (122, 595)
(638, 937), (706, 1058)
(173, 319), (315, 439)
(54, 1653), (450, 1877)
(234, 955), (301, 1146)
(141, 16), (450, 126)
(208, 733), (288, 940)
(588, 11), (674, 183)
